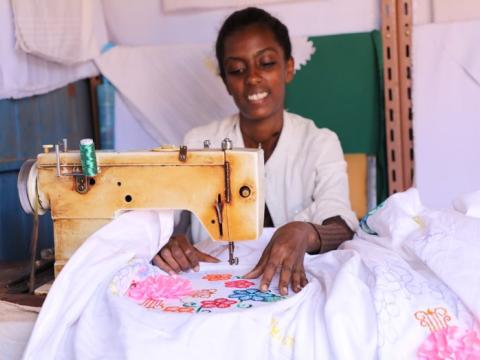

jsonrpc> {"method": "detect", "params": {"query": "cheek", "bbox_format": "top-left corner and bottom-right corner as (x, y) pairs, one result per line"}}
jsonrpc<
(225, 79), (243, 98)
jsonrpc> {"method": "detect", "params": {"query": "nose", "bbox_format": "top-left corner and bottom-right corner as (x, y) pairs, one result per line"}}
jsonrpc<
(246, 66), (261, 85)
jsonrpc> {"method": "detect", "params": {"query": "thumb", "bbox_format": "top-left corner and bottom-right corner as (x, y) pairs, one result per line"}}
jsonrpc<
(243, 262), (264, 279)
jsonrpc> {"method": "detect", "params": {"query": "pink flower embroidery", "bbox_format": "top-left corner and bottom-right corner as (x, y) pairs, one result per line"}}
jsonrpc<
(202, 274), (232, 281)
(418, 326), (480, 360)
(224, 279), (255, 289)
(200, 298), (237, 309)
(163, 306), (194, 313)
(127, 275), (193, 302)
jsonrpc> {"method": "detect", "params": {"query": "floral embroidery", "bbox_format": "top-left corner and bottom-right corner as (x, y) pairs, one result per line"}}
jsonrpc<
(189, 289), (217, 298)
(224, 280), (255, 289)
(415, 307), (480, 359)
(200, 298), (237, 309)
(359, 200), (386, 235)
(415, 308), (451, 333)
(202, 274), (232, 281)
(163, 306), (194, 313)
(127, 275), (193, 302)
(228, 289), (284, 302)
(270, 318), (295, 348)
(142, 299), (165, 309)
(115, 264), (289, 313)
(417, 326), (480, 359)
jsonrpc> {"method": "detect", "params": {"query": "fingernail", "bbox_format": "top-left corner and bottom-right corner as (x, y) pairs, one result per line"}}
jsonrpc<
(282, 286), (288, 294)
(194, 265), (200, 272)
(261, 284), (268, 292)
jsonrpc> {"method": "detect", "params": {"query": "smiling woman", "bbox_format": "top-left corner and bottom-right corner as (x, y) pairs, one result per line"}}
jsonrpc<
(153, 7), (358, 296)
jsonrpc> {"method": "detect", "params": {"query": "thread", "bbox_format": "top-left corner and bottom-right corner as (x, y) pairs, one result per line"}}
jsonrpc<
(79, 138), (98, 177)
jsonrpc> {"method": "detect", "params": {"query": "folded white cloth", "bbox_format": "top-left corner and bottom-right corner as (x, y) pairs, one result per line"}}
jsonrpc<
(0, 0), (98, 100)
(11, 0), (108, 64)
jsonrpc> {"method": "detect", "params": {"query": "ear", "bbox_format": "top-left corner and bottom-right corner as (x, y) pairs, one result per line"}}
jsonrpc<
(285, 57), (295, 84)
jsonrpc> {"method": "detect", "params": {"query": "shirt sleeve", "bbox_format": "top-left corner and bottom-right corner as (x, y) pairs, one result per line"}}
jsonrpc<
(293, 130), (358, 231)
(308, 216), (355, 254)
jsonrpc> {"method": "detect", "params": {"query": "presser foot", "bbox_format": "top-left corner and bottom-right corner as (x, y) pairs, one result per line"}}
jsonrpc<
(228, 242), (239, 265)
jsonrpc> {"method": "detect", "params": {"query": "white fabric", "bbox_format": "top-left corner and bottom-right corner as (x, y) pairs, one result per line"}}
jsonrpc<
(95, 44), (236, 147)
(22, 188), (480, 359)
(184, 111), (358, 243)
(97, 38), (315, 148)
(0, 0), (98, 100)
(453, 190), (480, 218)
(0, 301), (39, 360)
(22, 210), (174, 360)
(413, 20), (480, 208)
(432, 0), (480, 23)
(163, 0), (314, 12)
(11, 0), (108, 65)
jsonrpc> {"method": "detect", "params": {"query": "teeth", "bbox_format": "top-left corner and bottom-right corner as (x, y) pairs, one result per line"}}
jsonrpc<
(248, 92), (268, 101)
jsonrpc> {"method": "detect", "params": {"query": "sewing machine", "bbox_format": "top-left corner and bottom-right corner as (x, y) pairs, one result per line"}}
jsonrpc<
(18, 139), (265, 276)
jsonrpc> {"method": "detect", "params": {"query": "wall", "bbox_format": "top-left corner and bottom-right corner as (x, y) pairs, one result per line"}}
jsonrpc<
(101, 0), (381, 151)
(0, 81), (93, 261)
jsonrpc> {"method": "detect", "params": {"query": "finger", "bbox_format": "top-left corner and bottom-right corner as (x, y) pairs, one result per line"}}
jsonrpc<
(152, 254), (175, 276)
(291, 266), (303, 293)
(159, 247), (182, 274)
(179, 242), (201, 271)
(300, 267), (308, 288)
(259, 261), (279, 292)
(243, 247), (270, 279)
(197, 250), (221, 264)
(243, 259), (266, 279)
(278, 262), (293, 296)
(170, 243), (192, 272)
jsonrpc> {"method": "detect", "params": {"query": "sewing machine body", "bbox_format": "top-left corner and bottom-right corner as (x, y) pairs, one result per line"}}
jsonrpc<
(20, 146), (264, 275)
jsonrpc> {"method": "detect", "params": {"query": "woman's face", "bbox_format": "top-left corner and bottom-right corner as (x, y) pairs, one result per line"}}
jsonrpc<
(222, 24), (294, 124)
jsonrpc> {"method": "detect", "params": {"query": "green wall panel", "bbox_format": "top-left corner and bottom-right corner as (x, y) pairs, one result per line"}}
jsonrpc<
(286, 31), (387, 201)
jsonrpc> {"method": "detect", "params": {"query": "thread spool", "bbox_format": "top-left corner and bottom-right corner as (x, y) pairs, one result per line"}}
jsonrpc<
(79, 139), (98, 177)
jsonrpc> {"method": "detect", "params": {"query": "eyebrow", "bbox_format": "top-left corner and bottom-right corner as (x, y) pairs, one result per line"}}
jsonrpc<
(224, 47), (279, 62)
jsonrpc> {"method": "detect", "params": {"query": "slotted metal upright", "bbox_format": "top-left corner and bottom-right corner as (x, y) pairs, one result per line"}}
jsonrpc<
(381, 0), (414, 194)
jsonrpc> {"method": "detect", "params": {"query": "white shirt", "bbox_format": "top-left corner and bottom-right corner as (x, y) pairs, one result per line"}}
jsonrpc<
(183, 111), (358, 243)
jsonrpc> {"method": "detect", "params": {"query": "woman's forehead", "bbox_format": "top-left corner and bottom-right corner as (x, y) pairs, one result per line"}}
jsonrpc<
(223, 24), (283, 58)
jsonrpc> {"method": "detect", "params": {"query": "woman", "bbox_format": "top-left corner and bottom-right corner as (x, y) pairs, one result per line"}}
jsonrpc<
(153, 7), (357, 296)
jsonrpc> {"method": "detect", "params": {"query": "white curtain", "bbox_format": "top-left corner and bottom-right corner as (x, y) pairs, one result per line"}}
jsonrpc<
(96, 37), (315, 148)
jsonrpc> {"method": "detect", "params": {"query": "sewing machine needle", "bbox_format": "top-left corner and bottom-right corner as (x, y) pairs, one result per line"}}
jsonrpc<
(228, 242), (238, 265)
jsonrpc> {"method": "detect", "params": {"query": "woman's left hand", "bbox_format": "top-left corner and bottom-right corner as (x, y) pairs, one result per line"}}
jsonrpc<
(243, 221), (320, 296)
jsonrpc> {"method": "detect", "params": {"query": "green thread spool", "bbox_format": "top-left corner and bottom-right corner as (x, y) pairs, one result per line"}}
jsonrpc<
(80, 138), (98, 177)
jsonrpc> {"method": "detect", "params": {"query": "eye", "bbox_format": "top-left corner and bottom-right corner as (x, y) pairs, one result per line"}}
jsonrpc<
(226, 65), (246, 75)
(261, 61), (276, 68)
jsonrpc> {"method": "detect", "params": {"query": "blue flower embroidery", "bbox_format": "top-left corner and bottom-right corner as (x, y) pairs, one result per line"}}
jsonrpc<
(228, 288), (284, 302)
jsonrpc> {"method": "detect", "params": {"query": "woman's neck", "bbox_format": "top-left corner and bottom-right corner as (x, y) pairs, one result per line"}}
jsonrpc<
(239, 113), (284, 162)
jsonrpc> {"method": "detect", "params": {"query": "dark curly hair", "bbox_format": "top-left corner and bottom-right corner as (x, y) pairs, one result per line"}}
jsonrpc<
(215, 7), (292, 79)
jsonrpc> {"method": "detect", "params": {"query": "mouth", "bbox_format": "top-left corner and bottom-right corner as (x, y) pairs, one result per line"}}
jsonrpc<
(247, 91), (269, 103)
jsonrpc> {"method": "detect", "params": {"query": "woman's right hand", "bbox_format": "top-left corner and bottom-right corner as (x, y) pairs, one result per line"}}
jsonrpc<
(152, 234), (220, 275)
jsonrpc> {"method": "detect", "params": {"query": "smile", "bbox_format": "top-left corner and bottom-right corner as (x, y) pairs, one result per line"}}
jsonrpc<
(247, 92), (268, 102)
